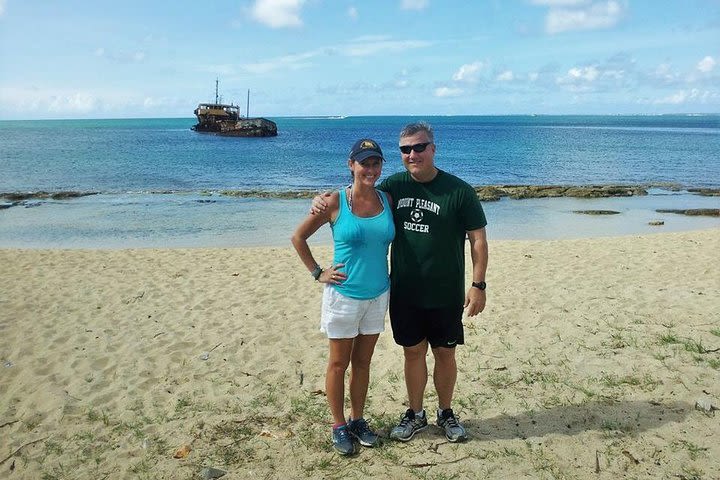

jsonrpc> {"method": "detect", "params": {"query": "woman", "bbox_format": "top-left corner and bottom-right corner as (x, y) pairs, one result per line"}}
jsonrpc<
(291, 138), (395, 456)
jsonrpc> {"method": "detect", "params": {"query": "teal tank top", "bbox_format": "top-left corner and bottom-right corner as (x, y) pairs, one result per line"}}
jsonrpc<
(331, 188), (395, 299)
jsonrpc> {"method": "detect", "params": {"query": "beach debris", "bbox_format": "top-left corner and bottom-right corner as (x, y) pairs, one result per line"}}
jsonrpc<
(0, 436), (48, 466)
(573, 210), (621, 215)
(260, 428), (293, 439)
(648, 220), (665, 226)
(200, 343), (223, 360)
(3, 361), (13, 368)
(200, 467), (227, 479)
(595, 450), (601, 473)
(622, 450), (640, 465)
(141, 438), (150, 449)
(173, 444), (192, 459)
(123, 291), (145, 304)
(311, 389), (326, 396)
(694, 398), (718, 416)
(0, 419), (19, 429)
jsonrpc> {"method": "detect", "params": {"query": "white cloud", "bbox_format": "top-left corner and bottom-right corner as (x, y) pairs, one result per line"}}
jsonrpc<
(544, 0), (624, 34)
(529, 72), (539, 82)
(236, 37), (429, 75)
(697, 56), (716, 73)
(401, 0), (429, 11)
(251, 0), (305, 28)
(242, 50), (320, 74)
(496, 70), (515, 82)
(654, 89), (701, 105)
(342, 38), (431, 57)
(452, 62), (485, 82)
(558, 65), (600, 83)
(50, 93), (98, 113)
(434, 87), (463, 97)
(94, 48), (146, 63)
(0, 0), (6, 16)
(0, 86), (188, 118)
(348, 7), (358, 19)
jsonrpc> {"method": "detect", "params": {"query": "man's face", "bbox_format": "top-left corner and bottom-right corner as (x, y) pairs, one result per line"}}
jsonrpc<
(399, 131), (436, 180)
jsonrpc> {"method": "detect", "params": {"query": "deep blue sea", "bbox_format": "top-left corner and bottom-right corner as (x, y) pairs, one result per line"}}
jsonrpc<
(1, 115), (719, 248)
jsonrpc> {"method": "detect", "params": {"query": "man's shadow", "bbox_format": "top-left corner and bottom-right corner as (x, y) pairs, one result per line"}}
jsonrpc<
(461, 400), (692, 441)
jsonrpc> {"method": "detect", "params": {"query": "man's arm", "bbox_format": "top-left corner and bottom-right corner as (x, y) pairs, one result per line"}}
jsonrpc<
(310, 191), (333, 215)
(464, 227), (488, 316)
(311, 178), (390, 215)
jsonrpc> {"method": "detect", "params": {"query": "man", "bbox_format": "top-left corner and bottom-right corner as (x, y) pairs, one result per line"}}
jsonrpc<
(314, 122), (488, 442)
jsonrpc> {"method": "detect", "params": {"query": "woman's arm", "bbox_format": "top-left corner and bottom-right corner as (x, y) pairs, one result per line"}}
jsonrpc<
(291, 192), (346, 283)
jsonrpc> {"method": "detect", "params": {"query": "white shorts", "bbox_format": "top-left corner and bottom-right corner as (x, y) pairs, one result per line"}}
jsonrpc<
(320, 286), (389, 339)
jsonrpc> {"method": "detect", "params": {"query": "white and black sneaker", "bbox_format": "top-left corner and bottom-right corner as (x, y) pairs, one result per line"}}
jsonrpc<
(389, 409), (428, 442)
(436, 408), (468, 442)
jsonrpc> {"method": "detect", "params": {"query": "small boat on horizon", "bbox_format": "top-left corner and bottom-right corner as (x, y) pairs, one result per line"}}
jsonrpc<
(192, 80), (277, 137)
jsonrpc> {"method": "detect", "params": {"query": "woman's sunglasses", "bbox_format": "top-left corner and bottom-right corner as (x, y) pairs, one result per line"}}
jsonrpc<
(399, 142), (432, 154)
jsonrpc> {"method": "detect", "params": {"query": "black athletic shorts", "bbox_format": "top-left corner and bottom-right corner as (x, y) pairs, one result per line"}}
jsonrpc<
(389, 296), (464, 348)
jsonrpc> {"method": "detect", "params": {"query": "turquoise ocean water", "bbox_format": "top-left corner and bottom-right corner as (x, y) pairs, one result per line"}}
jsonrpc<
(1, 115), (719, 248)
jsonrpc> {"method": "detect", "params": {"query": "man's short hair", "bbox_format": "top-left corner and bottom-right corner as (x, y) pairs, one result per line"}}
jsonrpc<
(400, 121), (434, 142)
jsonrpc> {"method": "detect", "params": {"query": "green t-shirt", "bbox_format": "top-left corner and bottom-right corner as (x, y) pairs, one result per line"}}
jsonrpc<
(378, 169), (487, 308)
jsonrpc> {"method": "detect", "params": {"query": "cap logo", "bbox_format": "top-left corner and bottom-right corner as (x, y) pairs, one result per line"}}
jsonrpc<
(361, 140), (376, 150)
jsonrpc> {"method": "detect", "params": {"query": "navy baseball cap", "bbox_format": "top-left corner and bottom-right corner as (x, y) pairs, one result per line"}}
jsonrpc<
(349, 138), (384, 162)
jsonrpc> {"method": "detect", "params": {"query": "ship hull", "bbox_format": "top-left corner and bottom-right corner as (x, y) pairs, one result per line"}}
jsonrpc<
(192, 117), (277, 137)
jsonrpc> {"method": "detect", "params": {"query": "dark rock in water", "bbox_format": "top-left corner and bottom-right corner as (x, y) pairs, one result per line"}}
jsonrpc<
(0, 203), (16, 210)
(51, 191), (98, 200)
(656, 208), (720, 217)
(573, 210), (621, 215)
(219, 189), (320, 199)
(1, 191), (98, 201)
(648, 220), (665, 226)
(473, 185), (647, 200)
(687, 188), (720, 197)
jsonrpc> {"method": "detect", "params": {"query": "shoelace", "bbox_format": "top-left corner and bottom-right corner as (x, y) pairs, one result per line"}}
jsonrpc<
(335, 426), (350, 440)
(398, 411), (415, 427)
(354, 420), (372, 434)
(442, 414), (460, 428)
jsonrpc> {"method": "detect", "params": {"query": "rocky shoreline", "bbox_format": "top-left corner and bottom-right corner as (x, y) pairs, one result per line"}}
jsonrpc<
(2, 185), (719, 212)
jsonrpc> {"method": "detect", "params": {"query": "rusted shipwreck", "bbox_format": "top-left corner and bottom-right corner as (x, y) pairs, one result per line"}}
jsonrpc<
(192, 81), (277, 137)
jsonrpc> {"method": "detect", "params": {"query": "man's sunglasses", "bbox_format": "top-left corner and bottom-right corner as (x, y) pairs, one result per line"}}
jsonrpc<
(399, 142), (432, 154)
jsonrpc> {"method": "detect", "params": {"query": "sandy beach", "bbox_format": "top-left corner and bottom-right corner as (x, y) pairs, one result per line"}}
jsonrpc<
(1, 229), (719, 479)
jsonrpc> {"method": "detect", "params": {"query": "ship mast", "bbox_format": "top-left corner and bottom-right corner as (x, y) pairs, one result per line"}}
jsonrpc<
(215, 78), (219, 104)
(246, 89), (250, 118)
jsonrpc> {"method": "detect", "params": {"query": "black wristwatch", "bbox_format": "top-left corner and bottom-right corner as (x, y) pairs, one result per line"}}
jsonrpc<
(311, 265), (323, 281)
(471, 281), (486, 290)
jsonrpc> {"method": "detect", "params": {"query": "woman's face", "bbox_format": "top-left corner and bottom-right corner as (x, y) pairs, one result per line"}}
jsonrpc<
(350, 157), (383, 186)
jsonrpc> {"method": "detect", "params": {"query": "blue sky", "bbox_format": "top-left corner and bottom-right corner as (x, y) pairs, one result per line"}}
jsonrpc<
(0, 0), (718, 119)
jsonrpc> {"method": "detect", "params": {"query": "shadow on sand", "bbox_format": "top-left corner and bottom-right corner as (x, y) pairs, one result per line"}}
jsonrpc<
(460, 399), (692, 442)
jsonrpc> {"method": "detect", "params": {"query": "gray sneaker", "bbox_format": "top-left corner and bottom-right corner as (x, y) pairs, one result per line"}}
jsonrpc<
(348, 418), (379, 447)
(389, 409), (428, 442)
(436, 408), (468, 442)
(332, 424), (356, 455)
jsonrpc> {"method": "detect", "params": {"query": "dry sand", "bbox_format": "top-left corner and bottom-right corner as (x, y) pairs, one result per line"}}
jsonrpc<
(1, 229), (719, 479)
